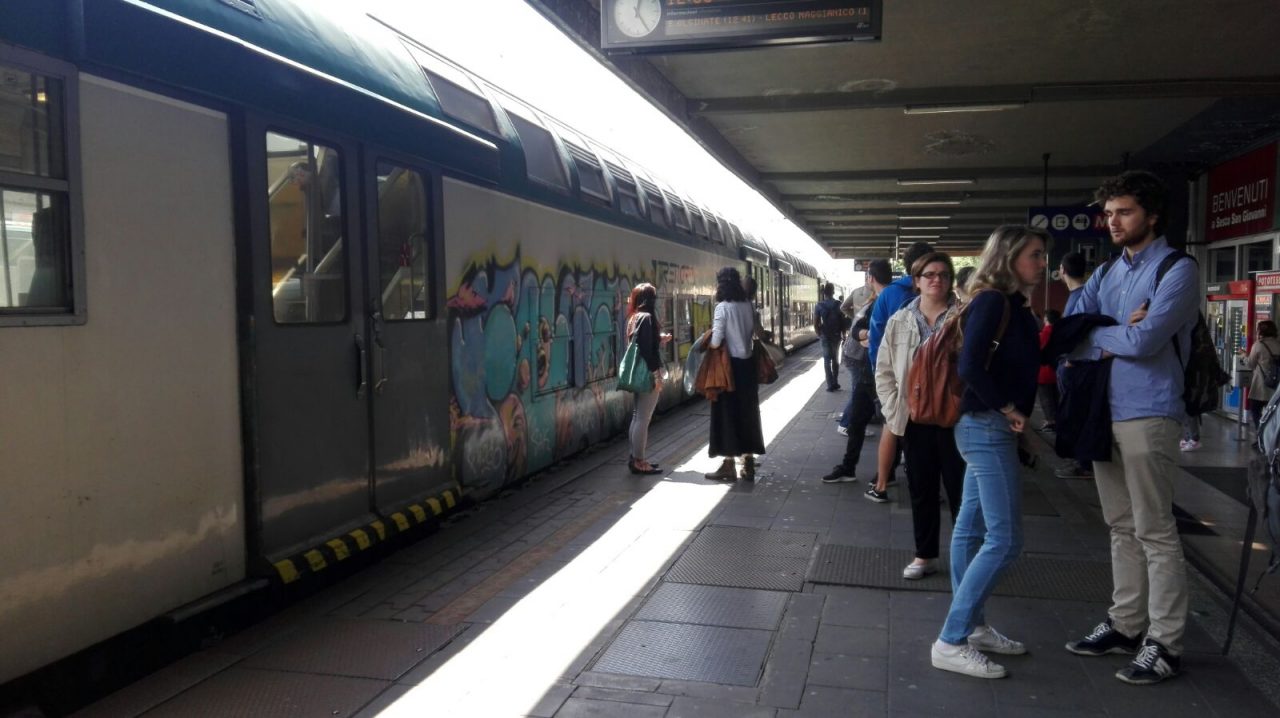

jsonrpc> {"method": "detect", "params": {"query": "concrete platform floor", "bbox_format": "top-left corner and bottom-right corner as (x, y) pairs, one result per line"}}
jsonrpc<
(70, 346), (1280, 717)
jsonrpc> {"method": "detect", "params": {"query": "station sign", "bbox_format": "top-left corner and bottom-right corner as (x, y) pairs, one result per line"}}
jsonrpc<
(1254, 270), (1280, 321)
(601, 0), (881, 54)
(1030, 204), (1110, 275)
(1206, 141), (1278, 243)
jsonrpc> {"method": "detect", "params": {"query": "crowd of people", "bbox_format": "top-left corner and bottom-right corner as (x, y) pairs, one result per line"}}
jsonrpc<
(619, 170), (1232, 685)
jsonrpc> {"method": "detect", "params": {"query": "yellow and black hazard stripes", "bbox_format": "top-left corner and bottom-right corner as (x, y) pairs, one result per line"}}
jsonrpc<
(270, 486), (463, 585)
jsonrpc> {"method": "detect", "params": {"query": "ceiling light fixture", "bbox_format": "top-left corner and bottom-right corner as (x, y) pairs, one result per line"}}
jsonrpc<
(903, 102), (1025, 115)
(898, 215), (951, 221)
(895, 178), (975, 186)
(899, 234), (941, 239)
(897, 200), (962, 206)
(899, 226), (949, 231)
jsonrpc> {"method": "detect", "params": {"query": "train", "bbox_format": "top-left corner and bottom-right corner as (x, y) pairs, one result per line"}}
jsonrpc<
(0, 0), (831, 685)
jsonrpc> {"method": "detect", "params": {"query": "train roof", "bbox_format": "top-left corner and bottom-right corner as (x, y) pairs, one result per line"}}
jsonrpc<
(4, 0), (812, 263)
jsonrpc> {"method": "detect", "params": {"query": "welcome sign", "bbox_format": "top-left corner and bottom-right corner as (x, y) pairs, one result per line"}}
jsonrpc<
(1206, 141), (1278, 243)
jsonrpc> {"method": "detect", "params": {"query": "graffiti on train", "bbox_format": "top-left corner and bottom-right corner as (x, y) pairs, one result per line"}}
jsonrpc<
(447, 252), (639, 493)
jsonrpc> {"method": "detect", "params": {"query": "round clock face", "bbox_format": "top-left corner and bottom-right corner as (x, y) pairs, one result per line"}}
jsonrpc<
(613, 0), (662, 39)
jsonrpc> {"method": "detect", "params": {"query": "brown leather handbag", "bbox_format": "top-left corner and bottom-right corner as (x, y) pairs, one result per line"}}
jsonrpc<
(754, 340), (779, 384)
(906, 291), (1009, 427)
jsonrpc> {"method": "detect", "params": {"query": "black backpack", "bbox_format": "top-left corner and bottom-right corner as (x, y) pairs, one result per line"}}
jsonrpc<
(1097, 250), (1229, 416)
(818, 300), (844, 339)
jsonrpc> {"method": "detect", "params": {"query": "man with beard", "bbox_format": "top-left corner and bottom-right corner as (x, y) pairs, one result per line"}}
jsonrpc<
(1063, 171), (1199, 685)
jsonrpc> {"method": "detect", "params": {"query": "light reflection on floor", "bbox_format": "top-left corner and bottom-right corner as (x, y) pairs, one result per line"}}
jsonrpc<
(377, 359), (825, 716)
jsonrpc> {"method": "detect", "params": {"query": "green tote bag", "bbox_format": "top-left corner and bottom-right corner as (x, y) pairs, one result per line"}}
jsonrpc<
(616, 340), (655, 393)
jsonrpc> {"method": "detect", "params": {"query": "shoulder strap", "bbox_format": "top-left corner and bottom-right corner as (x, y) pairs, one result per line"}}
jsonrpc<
(1153, 250), (1194, 293)
(1097, 255), (1120, 280)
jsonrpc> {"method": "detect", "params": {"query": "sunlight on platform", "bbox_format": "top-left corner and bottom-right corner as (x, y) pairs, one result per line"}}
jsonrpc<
(377, 359), (824, 716)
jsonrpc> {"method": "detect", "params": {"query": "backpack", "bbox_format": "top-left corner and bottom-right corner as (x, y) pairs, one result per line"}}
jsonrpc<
(1097, 250), (1229, 416)
(817, 300), (844, 339)
(907, 290), (1010, 427)
(1260, 342), (1280, 390)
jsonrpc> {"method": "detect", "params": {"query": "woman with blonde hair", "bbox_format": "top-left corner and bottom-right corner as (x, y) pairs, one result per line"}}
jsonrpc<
(872, 252), (965, 580)
(625, 283), (670, 475)
(931, 225), (1049, 679)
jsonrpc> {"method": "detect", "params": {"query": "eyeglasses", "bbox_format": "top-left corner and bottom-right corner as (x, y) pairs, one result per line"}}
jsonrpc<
(918, 271), (952, 281)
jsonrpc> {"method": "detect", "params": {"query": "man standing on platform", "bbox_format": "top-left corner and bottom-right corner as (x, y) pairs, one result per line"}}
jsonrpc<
(814, 283), (844, 392)
(1063, 170), (1199, 685)
(863, 241), (934, 502)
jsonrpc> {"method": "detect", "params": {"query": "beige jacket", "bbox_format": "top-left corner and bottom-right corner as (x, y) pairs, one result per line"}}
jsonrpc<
(874, 308), (923, 437)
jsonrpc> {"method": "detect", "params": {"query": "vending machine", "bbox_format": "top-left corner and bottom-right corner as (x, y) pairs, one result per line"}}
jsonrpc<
(1205, 279), (1254, 416)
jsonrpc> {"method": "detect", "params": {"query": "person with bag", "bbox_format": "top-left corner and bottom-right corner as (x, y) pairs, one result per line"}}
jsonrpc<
(705, 266), (766, 481)
(1242, 320), (1280, 431)
(622, 283), (670, 475)
(1061, 171), (1200, 685)
(874, 252), (964, 577)
(814, 283), (844, 391)
(837, 260), (890, 436)
(931, 225), (1047, 679)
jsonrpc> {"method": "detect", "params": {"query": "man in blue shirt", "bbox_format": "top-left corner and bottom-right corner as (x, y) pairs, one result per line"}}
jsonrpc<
(1063, 171), (1198, 686)
(865, 242), (933, 501)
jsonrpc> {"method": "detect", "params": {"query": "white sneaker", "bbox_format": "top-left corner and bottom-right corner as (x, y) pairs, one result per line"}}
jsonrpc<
(1180, 439), (1201, 452)
(903, 559), (938, 580)
(968, 624), (1027, 655)
(931, 639), (1008, 679)
(836, 425), (849, 436)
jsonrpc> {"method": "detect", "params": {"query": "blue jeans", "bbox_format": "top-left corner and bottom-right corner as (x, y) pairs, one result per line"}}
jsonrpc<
(821, 337), (840, 388)
(939, 411), (1025, 645)
(839, 365), (860, 426)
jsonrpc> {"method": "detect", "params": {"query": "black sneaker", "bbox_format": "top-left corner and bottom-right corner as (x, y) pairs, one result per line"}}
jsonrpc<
(822, 465), (857, 484)
(1115, 638), (1180, 685)
(1065, 618), (1142, 656)
(864, 487), (890, 503)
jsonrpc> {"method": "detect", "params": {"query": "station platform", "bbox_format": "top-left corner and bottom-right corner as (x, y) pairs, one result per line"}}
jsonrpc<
(71, 346), (1280, 718)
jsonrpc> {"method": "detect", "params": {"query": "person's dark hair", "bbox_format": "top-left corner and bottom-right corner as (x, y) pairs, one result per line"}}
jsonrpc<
(955, 266), (975, 296)
(867, 259), (892, 286)
(821, 282), (835, 298)
(1094, 170), (1168, 236)
(1259, 320), (1278, 339)
(902, 241), (935, 275)
(1060, 252), (1086, 280)
(909, 252), (955, 295)
(628, 283), (657, 318)
(715, 266), (747, 302)
(1045, 309), (1062, 325)
(743, 275), (758, 299)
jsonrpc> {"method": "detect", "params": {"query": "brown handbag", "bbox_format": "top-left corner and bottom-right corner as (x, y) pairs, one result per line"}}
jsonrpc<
(906, 291), (1009, 427)
(754, 340), (779, 384)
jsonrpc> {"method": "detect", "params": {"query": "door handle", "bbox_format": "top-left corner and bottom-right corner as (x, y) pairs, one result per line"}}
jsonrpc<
(355, 333), (368, 397)
(372, 312), (388, 394)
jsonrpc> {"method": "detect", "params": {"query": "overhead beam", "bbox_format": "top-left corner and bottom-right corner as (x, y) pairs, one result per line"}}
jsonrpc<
(798, 206), (1031, 218)
(691, 77), (1280, 115)
(784, 188), (1096, 202)
(761, 165), (1120, 183)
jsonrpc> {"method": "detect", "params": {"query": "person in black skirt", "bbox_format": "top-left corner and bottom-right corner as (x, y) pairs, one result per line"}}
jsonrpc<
(705, 266), (766, 481)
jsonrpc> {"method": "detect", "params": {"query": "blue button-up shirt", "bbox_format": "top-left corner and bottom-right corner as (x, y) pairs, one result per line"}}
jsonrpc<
(1068, 237), (1199, 421)
(1064, 286), (1084, 317)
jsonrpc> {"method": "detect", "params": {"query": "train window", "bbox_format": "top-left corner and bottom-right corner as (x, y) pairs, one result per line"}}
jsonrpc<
(708, 217), (723, 244)
(637, 177), (667, 227)
(422, 69), (499, 137)
(665, 193), (691, 232)
(266, 131), (348, 324)
(0, 58), (79, 325)
(604, 161), (642, 219)
(375, 162), (431, 321)
(690, 207), (708, 239)
(498, 100), (567, 190)
(565, 143), (610, 205)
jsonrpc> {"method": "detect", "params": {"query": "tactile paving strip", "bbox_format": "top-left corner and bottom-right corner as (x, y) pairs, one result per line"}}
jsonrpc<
(808, 544), (1113, 603)
(665, 526), (816, 591)
(635, 582), (789, 630)
(593, 620), (772, 685)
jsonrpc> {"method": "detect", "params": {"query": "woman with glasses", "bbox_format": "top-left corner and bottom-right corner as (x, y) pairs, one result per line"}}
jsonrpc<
(873, 252), (965, 580)
(931, 225), (1048, 679)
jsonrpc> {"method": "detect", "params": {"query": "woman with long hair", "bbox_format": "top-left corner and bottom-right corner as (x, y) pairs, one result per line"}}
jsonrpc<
(931, 225), (1049, 679)
(872, 252), (965, 579)
(625, 283), (669, 475)
(705, 266), (766, 480)
(1242, 319), (1280, 431)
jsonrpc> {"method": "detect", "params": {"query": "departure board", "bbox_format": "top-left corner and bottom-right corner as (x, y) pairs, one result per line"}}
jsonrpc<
(601, 0), (881, 54)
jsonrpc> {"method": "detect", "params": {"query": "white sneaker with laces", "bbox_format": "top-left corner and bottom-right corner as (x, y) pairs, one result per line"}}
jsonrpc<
(968, 624), (1027, 655)
(903, 559), (938, 580)
(836, 425), (849, 436)
(931, 639), (1008, 679)
(1180, 439), (1201, 452)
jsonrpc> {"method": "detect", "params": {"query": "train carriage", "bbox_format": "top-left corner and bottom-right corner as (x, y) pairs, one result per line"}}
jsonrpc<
(0, 0), (818, 684)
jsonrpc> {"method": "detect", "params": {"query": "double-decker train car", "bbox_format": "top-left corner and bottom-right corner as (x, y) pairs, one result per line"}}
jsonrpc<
(0, 0), (825, 684)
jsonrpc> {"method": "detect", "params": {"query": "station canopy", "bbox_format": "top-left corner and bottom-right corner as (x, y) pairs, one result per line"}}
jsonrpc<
(530, 1), (1280, 258)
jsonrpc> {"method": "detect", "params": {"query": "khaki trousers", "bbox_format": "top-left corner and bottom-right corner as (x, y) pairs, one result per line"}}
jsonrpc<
(1091, 417), (1188, 654)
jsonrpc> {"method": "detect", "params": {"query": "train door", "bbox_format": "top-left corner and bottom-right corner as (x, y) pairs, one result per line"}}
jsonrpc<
(246, 121), (373, 559)
(363, 154), (453, 512)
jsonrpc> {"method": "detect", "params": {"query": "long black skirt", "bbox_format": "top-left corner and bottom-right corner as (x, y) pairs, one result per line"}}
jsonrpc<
(709, 356), (766, 457)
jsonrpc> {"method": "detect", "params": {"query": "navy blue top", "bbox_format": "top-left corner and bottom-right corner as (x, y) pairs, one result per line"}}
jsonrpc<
(958, 290), (1041, 416)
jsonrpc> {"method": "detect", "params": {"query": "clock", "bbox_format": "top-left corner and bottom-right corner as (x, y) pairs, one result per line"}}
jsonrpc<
(613, 0), (662, 39)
